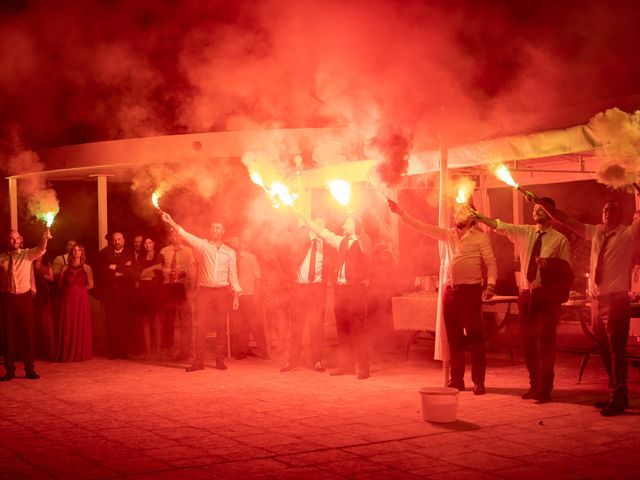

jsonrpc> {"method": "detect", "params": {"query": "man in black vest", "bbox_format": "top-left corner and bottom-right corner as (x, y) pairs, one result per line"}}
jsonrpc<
(281, 218), (331, 373)
(297, 210), (372, 379)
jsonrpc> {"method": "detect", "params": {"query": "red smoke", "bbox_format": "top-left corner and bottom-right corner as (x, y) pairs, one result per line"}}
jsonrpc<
(1, 0), (640, 156)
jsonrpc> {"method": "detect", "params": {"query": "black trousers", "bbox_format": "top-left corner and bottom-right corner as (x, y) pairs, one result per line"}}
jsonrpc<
(518, 289), (561, 395)
(2, 292), (36, 374)
(194, 287), (230, 364)
(288, 283), (326, 365)
(103, 287), (131, 359)
(231, 295), (268, 357)
(591, 292), (630, 406)
(334, 284), (369, 374)
(443, 284), (485, 386)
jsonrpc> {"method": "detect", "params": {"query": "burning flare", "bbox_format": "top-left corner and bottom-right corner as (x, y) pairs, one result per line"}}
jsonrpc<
(270, 182), (296, 207)
(40, 211), (56, 228)
(494, 164), (519, 188)
(151, 190), (161, 209)
(250, 171), (268, 191)
(327, 179), (352, 207)
(455, 187), (469, 204)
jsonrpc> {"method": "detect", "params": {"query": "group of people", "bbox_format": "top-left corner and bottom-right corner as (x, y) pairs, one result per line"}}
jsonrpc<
(388, 191), (638, 417)
(1, 189), (637, 417)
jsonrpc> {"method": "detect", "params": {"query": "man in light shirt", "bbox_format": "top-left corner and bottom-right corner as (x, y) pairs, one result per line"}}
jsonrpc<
(534, 197), (640, 416)
(389, 200), (497, 394)
(0, 228), (51, 381)
(280, 218), (331, 373)
(159, 231), (195, 362)
(474, 198), (571, 403)
(161, 212), (241, 372)
(227, 236), (269, 360)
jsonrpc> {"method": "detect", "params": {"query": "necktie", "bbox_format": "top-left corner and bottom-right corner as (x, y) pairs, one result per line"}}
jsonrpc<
(308, 239), (318, 283)
(595, 231), (616, 285)
(169, 248), (179, 282)
(526, 231), (546, 283)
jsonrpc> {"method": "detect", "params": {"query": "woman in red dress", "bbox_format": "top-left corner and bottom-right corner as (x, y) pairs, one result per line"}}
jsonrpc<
(56, 244), (94, 362)
(136, 237), (164, 359)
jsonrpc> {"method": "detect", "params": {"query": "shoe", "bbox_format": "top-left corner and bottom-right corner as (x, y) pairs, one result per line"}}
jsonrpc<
(521, 387), (538, 399)
(600, 403), (625, 417)
(330, 368), (354, 376)
(0, 372), (16, 382)
(215, 361), (228, 370)
(594, 398), (629, 409)
(280, 362), (296, 372)
(25, 371), (40, 380)
(185, 363), (204, 372)
(234, 353), (247, 360)
(313, 362), (326, 372)
(473, 384), (486, 395)
(446, 380), (465, 391)
(172, 353), (190, 362)
(357, 371), (370, 380)
(534, 393), (552, 404)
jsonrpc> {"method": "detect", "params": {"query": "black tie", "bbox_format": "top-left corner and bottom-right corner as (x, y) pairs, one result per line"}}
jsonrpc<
(526, 231), (546, 283)
(308, 239), (318, 283)
(7, 253), (15, 293)
(595, 231), (616, 285)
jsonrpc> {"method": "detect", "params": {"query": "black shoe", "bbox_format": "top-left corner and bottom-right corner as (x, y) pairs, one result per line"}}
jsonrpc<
(25, 370), (40, 380)
(600, 403), (625, 417)
(172, 353), (190, 362)
(186, 363), (204, 372)
(357, 371), (370, 380)
(234, 353), (247, 360)
(0, 372), (16, 382)
(534, 393), (552, 404)
(521, 387), (538, 399)
(280, 362), (296, 372)
(594, 398), (629, 409)
(330, 367), (355, 376)
(446, 380), (465, 391)
(313, 361), (326, 372)
(473, 384), (486, 395)
(215, 361), (228, 370)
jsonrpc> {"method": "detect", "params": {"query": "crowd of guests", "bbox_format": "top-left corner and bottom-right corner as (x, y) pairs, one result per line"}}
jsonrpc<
(1, 191), (638, 418)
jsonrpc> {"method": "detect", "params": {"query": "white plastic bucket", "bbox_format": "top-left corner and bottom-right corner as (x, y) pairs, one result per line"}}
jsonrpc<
(419, 387), (459, 423)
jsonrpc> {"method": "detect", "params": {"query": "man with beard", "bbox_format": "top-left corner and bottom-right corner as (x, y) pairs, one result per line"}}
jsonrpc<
(97, 232), (134, 359)
(474, 198), (571, 403)
(533, 197), (639, 416)
(388, 200), (497, 394)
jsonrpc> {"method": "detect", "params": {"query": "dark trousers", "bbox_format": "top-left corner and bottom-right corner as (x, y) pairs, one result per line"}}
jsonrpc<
(591, 292), (630, 406)
(2, 292), (36, 374)
(232, 295), (268, 357)
(443, 284), (485, 386)
(194, 287), (230, 364)
(334, 284), (369, 374)
(104, 287), (131, 359)
(518, 289), (561, 395)
(288, 283), (326, 365)
(162, 283), (193, 355)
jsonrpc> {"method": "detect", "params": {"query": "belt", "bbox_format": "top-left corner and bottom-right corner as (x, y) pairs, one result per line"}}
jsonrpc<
(446, 283), (482, 290)
(199, 285), (229, 290)
(520, 288), (542, 293)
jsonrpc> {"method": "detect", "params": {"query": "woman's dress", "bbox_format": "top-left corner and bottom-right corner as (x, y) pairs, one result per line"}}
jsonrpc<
(56, 264), (92, 362)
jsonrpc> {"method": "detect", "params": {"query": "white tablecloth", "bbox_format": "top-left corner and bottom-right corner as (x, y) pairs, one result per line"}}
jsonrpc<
(391, 294), (438, 331)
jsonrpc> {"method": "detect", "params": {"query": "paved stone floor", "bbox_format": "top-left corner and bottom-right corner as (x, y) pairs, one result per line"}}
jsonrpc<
(1, 349), (639, 479)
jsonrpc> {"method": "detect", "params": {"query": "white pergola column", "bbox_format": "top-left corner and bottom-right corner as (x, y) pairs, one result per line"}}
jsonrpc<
(92, 175), (110, 250)
(435, 143), (450, 386)
(8, 177), (18, 231)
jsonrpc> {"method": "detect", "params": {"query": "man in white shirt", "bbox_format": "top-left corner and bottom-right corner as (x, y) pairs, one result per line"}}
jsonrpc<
(280, 218), (330, 373)
(475, 198), (571, 403)
(159, 231), (195, 362)
(0, 228), (51, 381)
(389, 200), (497, 394)
(535, 197), (640, 416)
(161, 212), (241, 372)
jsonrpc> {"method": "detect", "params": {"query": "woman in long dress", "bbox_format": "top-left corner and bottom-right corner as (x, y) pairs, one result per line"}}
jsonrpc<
(56, 244), (94, 362)
(136, 237), (164, 359)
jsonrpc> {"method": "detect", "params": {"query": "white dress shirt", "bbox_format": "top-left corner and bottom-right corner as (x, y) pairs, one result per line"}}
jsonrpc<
(496, 221), (570, 289)
(0, 247), (46, 295)
(297, 237), (324, 284)
(320, 229), (358, 285)
(585, 222), (640, 296)
(177, 227), (241, 293)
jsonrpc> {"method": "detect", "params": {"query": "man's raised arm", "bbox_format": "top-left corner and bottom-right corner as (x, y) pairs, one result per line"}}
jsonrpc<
(387, 199), (448, 241)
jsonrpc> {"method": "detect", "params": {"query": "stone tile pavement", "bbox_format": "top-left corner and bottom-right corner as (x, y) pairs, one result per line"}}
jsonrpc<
(1, 350), (639, 479)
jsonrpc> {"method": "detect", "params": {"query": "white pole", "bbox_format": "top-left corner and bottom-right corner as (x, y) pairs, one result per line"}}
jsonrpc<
(435, 143), (450, 386)
(92, 175), (110, 251)
(8, 177), (18, 231)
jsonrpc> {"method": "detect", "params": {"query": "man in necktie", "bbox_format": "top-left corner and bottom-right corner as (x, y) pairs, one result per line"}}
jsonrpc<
(0, 228), (51, 381)
(160, 231), (195, 361)
(474, 197), (571, 403)
(534, 198), (640, 416)
(281, 218), (330, 373)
